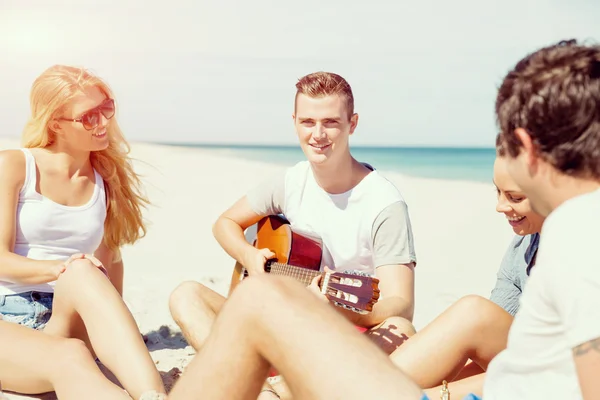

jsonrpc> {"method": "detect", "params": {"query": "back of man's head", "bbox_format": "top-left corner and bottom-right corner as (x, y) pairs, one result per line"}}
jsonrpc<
(496, 39), (600, 179)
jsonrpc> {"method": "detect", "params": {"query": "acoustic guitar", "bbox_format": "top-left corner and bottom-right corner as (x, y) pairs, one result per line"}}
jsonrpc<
(229, 215), (380, 314)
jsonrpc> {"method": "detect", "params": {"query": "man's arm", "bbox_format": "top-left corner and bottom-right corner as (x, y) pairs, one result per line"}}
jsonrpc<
(213, 196), (270, 273)
(337, 262), (414, 327)
(212, 171), (286, 276)
(338, 201), (417, 327)
(573, 337), (600, 399)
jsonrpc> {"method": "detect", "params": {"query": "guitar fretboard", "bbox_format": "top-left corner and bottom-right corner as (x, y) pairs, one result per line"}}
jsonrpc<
(268, 262), (321, 286)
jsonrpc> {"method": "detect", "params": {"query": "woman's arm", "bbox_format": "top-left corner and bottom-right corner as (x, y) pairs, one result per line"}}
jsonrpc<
(0, 150), (65, 284)
(94, 243), (123, 295)
(489, 245), (524, 316)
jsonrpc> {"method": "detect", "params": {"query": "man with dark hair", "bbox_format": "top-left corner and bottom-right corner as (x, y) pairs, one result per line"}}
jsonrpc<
(488, 39), (600, 399)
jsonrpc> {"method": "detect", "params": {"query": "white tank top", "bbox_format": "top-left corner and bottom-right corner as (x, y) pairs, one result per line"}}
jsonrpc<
(0, 148), (107, 295)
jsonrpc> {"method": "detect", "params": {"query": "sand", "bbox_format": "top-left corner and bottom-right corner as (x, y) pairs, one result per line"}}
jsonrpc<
(0, 138), (513, 399)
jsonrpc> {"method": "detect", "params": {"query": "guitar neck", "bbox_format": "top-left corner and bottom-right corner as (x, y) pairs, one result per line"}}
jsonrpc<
(268, 262), (322, 286)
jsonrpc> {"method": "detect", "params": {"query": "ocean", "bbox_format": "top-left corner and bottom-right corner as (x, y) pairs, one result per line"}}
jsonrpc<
(165, 143), (497, 183)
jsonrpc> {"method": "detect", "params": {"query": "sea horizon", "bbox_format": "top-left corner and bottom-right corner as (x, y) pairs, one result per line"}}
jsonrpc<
(157, 142), (497, 183)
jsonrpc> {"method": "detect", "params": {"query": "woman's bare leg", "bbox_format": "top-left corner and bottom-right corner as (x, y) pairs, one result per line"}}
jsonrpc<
(0, 321), (129, 400)
(390, 295), (513, 387)
(453, 360), (485, 381)
(169, 275), (424, 400)
(423, 373), (487, 400)
(43, 259), (164, 399)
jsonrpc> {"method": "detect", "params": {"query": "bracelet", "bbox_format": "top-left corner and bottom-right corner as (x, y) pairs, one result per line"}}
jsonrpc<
(440, 380), (450, 400)
(261, 388), (281, 399)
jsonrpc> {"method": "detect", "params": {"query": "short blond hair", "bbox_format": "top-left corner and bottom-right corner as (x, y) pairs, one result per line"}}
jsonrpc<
(295, 71), (354, 118)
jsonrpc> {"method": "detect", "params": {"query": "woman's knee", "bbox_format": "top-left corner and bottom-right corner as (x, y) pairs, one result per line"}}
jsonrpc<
(452, 295), (507, 328)
(58, 259), (102, 282)
(52, 259), (107, 299)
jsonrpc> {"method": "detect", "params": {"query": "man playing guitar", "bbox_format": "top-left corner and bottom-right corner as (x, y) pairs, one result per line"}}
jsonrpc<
(169, 71), (417, 397)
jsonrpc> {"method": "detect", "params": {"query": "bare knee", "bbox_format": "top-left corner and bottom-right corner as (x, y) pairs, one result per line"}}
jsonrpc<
(232, 275), (292, 302)
(453, 295), (506, 328)
(453, 295), (491, 312)
(227, 275), (297, 319)
(53, 259), (106, 297)
(59, 259), (101, 282)
(169, 281), (211, 322)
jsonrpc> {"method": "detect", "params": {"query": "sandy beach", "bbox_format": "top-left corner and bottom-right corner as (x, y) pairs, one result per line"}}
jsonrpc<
(0, 137), (513, 399)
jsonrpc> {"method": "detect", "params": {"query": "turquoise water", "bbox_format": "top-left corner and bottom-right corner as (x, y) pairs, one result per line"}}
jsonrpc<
(164, 143), (497, 183)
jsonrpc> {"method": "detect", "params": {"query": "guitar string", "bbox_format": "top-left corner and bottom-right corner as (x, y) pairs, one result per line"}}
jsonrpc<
(269, 262), (318, 286)
(263, 262), (377, 312)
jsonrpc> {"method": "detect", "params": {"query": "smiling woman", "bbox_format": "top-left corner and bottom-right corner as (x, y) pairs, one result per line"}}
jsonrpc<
(0, 65), (166, 400)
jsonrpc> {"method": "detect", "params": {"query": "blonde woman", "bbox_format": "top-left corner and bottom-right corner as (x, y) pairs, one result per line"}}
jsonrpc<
(0, 65), (166, 400)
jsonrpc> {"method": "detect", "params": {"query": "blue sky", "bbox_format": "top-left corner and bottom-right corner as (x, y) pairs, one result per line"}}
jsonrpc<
(1, 0), (598, 147)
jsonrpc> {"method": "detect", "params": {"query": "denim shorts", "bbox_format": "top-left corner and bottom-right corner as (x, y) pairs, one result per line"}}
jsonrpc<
(0, 291), (54, 330)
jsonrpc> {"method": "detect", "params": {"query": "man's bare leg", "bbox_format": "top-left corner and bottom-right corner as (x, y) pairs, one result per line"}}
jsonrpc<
(169, 281), (291, 398)
(169, 281), (226, 351)
(390, 295), (513, 397)
(271, 315), (417, 399)
(169, 275), (424, 400)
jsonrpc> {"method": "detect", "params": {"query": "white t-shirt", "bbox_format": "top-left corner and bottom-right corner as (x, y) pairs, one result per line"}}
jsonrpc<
(484, 188), (600, 399)
(246, 161), (416, 275)
(0, 149), (106, 295)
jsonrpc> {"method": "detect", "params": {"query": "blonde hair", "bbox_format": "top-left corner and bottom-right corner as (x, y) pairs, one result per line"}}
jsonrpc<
(295, 71), (355, 118)
(22, 65), (149, 250)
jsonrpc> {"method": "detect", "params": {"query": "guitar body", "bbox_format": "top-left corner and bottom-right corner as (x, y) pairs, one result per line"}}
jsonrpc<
(229, 215), (322, 295)
(229, 215), (380, 313)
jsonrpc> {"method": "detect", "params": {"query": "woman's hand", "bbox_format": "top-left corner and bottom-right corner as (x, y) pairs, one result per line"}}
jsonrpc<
(64, 253), (109, 277)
